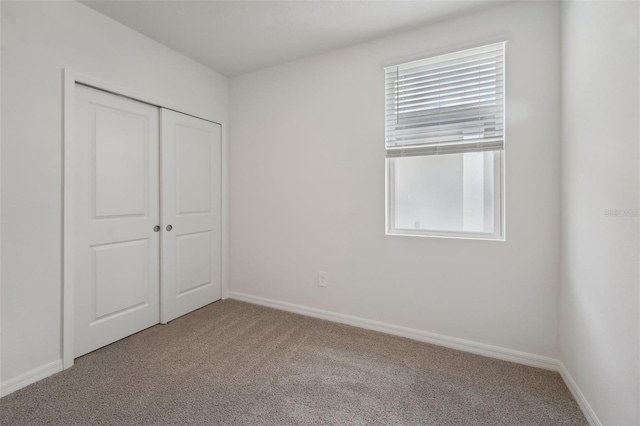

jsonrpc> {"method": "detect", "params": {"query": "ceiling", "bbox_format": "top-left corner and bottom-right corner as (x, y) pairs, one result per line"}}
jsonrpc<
(81, 0), (502, 77)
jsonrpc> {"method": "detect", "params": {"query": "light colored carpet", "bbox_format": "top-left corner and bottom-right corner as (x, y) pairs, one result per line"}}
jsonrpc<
(0, 299), (586, 425)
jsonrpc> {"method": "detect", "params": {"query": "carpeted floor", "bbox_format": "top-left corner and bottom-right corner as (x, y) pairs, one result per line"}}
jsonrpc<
(0, 299), (586, 425)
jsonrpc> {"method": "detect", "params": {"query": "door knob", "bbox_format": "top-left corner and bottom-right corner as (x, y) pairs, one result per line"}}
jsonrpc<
(153, 225), (160, 232)
(166, 225), (173, 231)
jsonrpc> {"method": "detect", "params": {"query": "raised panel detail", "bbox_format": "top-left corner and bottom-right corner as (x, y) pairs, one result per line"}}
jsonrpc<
(176, 231), (212, 296)
(93, 239), (149, 320)
(94, 107), (148, 218)
(176, 124), (211, 215)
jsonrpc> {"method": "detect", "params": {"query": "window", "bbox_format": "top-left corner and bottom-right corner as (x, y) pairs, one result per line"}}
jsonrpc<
(385, 42), (505, 239)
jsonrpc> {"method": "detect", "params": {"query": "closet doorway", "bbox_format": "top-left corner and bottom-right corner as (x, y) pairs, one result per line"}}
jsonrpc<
(67, 81), (222, 360)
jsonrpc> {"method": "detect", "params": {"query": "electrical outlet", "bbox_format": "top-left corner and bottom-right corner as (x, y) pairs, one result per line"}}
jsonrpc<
(318, 271), (328, 287)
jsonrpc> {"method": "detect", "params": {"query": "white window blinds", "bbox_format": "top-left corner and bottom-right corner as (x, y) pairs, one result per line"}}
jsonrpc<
(385, 42), (505, 157)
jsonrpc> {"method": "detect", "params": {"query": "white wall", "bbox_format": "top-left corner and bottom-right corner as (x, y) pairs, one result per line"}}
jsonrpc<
(0, 1), (228, 386)
(560, 1), (640, 424)
(230, 1), (561, 359)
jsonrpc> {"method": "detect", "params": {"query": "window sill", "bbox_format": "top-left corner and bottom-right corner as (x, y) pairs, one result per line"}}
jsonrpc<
(386, 229), (505, 242)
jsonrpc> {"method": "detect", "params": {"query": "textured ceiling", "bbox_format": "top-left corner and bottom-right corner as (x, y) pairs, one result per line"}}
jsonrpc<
(81, 0), (502, 77)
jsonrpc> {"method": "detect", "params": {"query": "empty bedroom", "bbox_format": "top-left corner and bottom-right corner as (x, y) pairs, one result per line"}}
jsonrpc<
(0, 0), (638, 425)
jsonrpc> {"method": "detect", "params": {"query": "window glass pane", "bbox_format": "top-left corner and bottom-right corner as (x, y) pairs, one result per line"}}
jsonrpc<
(391, 151), (500, 235)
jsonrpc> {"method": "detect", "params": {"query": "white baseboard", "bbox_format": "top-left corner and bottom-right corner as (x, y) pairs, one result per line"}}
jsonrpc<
(228, 291), (559, 371)
(0, 359), (63, 398)
(557, 362), (602, 426)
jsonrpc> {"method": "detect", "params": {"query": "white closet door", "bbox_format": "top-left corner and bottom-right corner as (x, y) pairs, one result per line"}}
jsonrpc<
(73, 85), (160, 357)
(160, 109), (221, 323)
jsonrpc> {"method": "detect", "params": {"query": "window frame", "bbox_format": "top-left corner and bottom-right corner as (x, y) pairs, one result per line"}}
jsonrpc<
(384, 43), (506, 241)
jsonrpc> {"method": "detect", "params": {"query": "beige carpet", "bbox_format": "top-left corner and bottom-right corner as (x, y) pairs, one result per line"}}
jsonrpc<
(0, 299), (586, 425)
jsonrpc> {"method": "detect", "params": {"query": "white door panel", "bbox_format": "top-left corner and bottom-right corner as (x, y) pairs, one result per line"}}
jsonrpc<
(93, 107), (148, 217)
(176, 125), (213, 214)
(93, 239), (149, 319)
(73, 85), (160, 358)
(161, 109), (221, 323)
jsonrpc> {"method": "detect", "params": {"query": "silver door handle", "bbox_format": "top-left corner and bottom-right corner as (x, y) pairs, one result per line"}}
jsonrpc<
(153, 225), (160, 232)
(166, 225), (173, 232)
